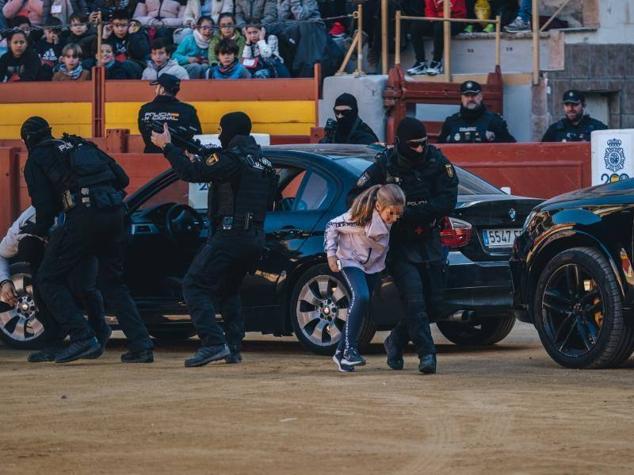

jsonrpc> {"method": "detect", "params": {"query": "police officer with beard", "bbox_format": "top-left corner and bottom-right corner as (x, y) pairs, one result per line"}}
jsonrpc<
(320, 93), (379, 145)
(21, 116), (154, 364)
(351, 118), (458, 374)
(151, 112), (277, 367)
(439, 81), (516, 144)
(542, 90), (607, 142)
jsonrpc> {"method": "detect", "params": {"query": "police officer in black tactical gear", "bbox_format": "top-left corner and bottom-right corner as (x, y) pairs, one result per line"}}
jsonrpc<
(320, 93), (379, 145)
(21, 116), (154, 364)
(138, 74), (202, 153)
(351, 118), (459, 374)
(438, 81), (516, 144)
(542, 90), (608, 142)
(151, 111), (277, 368)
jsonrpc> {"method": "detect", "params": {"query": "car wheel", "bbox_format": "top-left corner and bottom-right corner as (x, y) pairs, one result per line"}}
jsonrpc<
(0, 263), (47, 349)
(289, 264), (375, 355)
(148, 327), (196, 342)
(436, 315), (515, 346)
(533, 247), (634, 369)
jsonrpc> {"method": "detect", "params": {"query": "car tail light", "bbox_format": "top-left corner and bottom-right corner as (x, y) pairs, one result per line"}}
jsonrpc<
(440, 217), (473, 249)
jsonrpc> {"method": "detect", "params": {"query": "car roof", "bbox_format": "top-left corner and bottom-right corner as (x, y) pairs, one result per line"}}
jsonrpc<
(264, 143), (379, 161)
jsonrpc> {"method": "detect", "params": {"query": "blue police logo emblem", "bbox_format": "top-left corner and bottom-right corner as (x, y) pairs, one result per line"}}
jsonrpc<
(604, 138), (625, 173)
(508, 208), (516, 221)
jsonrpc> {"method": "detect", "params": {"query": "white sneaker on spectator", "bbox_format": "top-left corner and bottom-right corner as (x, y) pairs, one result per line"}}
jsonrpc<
(426, 60), (443, 76)
(504, 17), (531, 33)
(407, 61), (428, 76)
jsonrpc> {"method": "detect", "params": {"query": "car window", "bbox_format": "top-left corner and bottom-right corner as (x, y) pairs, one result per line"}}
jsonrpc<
(274, 165), (305, 212)
(141, 179), (190, 209)
(296, 171), (330, 211)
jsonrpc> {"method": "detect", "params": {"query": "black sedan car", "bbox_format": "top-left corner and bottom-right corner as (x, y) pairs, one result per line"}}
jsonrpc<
(511, 179), (634, 368)
(1, 144), (541, 354)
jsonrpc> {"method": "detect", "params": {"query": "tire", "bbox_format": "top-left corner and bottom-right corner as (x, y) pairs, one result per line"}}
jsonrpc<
(533, 247), (634, 369)
(0, 262), (47, 349)
(148, 327), (196, 342)
(289, 263), (376, 355)
(436, 315), (515, 346)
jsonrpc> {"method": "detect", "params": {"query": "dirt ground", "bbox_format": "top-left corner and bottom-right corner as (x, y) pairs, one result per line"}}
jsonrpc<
(1, 322), (634, 475)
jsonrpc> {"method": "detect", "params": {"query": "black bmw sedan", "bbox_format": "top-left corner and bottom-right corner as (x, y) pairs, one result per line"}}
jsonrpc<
(1, 144), (541, 354)
(511, 179), (634, 368)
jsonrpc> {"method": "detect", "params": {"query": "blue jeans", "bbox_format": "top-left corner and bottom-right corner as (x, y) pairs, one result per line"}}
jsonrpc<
(337, 267), (380, 353)
(518, 0), (532, 21)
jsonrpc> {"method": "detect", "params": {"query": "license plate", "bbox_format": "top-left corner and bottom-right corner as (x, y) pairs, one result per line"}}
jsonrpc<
(482, 228), (522, 248)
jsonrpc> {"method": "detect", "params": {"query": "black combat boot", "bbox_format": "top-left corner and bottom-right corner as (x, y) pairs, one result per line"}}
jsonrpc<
(184, 344), (230, 367)
(418, 353), (437, 374)
(27, 344), (64, 363)
(85, 326), (112, 360)
(384, 334), (404, 370)
(121, 349), (154, 363)
(55, 337), (100, 363)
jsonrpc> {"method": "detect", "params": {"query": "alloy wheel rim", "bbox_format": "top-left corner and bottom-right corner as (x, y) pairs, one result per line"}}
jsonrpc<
(296, 275), (350, 347)
(0, 273), (43, 342)
(541, 263), (604, 358)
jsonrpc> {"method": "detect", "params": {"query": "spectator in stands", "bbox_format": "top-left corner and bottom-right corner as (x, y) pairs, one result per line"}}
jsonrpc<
(34, 16), (63, 78)
(42, 0), (88, 25)
(172, 15), (212, 78)
(89, 0), (138, 22)
(133, 0), (186, 43)
(52, 42), (90, 79)
(208, 37), (250, 79)
(102, 9), (149, 78)
(438, 80), (515, 143)
(97, 40), (135, 78)
(505, 0), (532, 33)
(208, 12), (244, 66)
(0, 28), (41, 81)
(2, 0), (44, 27)
(142, 37), (189, 80)
(183, 0), (232, 26)
(0, 6), (7, 29)
(320, 93), (379, 145)
(234, 0), (276, 28)
(60, 14), (95, 52)
(542, 90), (608, 142)
(242, 23), (288, 78)
(407, 0), (466, 76)
(138, 73), (202, 152)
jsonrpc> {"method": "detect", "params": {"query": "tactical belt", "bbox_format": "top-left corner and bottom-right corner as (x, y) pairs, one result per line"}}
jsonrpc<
(62, 186), (120, 211)
(214, 213), (263, 231)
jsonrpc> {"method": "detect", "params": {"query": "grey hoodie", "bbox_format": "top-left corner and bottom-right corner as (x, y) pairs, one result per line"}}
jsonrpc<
(324, 209), (392, 274)
(141, 59), (190, 81)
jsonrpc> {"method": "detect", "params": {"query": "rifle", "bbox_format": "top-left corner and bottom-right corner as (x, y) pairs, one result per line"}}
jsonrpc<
(145, 120), (221, 157)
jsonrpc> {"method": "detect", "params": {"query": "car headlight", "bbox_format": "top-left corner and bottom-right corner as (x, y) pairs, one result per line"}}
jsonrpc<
(522, 210), (537, 232)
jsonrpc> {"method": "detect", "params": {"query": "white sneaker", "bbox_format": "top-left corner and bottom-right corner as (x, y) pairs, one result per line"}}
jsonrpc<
(426, 60), (443, 76)
(406, 61), (428, 76)
(504, 16), (531, 33)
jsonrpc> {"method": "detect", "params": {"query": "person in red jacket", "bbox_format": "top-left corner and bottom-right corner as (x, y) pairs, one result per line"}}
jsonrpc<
(407, 0), (466, 76)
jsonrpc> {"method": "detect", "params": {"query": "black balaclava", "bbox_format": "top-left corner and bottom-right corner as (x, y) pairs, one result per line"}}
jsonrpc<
(334, 92), (358, 141)
(20, 116), (53, 151)
(218, 112), (252, 148)
(396, 117), (428, 163)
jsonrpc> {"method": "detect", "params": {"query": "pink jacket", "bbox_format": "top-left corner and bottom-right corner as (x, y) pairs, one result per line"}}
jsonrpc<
(2, 0), (45, 26)
(324, 209), (392, 274)
(133, 0), (186, 26)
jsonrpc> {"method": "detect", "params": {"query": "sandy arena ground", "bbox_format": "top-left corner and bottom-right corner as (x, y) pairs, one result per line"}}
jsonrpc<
(1, 322), (634, 475)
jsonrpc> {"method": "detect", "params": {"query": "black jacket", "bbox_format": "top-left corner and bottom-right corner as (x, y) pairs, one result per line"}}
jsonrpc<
(106, 31), (150, 63)
(0, 49), (42, 82)
(438, 105), (516, 143)
(351, 145), (459, 262)
(320, 118), (379, 145)
(541, 115), (608, 142)
(105, 60), (134, 79)
(138, 95), (202, 153)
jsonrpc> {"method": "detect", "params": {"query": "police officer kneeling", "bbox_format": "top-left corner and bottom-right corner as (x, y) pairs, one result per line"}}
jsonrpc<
(352, 118), (459, 374)
(151, 112), (276, 367)
(542, 90), (608, 142)
(21, 117), (154, 364)
(439, 81), (516, 144)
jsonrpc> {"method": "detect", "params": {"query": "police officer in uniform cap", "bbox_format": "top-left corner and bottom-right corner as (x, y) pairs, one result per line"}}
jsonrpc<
(542, 90), (608, 142)
(138, 73), (202, 153)
(439, 81), (516, 144)
(352, 117), (459, 374)
(21, 116), (154, 363)
(151, 111), (277, 367)
(320, 93), (379, 145)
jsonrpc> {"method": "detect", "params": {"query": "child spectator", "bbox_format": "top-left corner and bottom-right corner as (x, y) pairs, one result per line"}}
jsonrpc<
(182, 0), (232, 26)
(133, 0), (186, 28)
(2, 0), (44, 27)
(208, 37), (250, 79)
(324, 184), (405, 372)
(42, 0), (89, 26)
(34, 16), (63, 78)
(234, 0), (276, 28)
(208, 12), (244, 66)
(89, 0), (136, 22)
(61, 13), (95, 52)
(0, 29), (41, 81)
(52, 42), (90, 80)
(97, 40), (134, 79)
(142, 37), (189, 80)
(102, 9), (149, 78)
(242, 23), (288, 78)
(172, 15), (212, 78)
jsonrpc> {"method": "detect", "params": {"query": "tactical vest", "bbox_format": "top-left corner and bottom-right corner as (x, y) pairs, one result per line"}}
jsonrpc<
(444, 114), (492, 143)
(213, 147), (276, 224)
